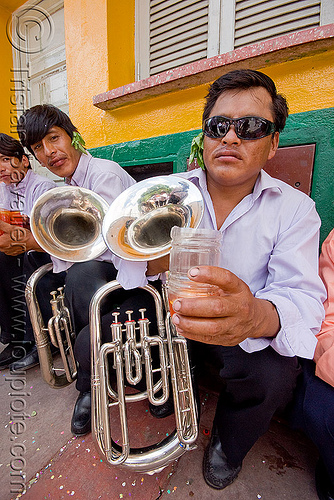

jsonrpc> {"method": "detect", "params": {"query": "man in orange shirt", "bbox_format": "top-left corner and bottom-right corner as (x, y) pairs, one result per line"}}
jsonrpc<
(291, 229), (334, 500)
(315, 229), (334, 386)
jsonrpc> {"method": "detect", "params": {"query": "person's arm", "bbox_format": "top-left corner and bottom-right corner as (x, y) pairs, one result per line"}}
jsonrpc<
(0, 220), (45, 255)
(171, 200), (326, 357)
(314, 229), (334, 387)
(146, 255), (170, 276)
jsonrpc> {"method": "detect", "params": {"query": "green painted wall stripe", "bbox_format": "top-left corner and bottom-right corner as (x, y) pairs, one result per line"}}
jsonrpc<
(90, 108), (334, 244)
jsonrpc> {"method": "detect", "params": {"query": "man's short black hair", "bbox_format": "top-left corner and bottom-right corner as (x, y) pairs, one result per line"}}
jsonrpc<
(17, 104), (77, 155)
(0, 133), (31, 169)
(203, 69), (289, 133)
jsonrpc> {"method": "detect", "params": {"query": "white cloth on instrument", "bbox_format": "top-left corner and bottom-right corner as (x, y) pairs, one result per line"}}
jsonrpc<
(172, 168), (326, 359)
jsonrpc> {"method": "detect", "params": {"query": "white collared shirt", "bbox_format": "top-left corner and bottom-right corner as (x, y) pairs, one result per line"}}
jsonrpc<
(173, 168), (326, 359)
(0, 169), (56, 216)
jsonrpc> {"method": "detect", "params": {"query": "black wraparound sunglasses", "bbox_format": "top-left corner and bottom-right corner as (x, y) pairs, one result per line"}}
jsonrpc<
(203, 115), (276, 140)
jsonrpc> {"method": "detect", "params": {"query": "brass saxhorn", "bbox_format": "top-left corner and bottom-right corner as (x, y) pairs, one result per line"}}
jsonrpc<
(25, 263), (77, 388)
(25, 186), (110, 388)
(91, 175), (203, 472)
(90, 280), (198, 473)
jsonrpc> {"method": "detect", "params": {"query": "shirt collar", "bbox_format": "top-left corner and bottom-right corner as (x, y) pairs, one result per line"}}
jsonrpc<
(184, 167), (282, 200)
(252, 169), (282, 200)
(66, 152), (91, 186)
(181, 167), (207, 191)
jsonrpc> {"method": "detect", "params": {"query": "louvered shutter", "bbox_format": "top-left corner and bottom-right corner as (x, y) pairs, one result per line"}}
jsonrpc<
(137, 0), (331, 80)
(234, 0), (321, 48)
(149, 0), (209, 75)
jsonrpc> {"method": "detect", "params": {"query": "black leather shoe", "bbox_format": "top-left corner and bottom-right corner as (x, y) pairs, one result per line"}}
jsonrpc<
(203, 430), (241, 490)
(71, 392), (91, 436)
(0, 343), (27, 370)
(149, 395), (174, 418)
(315, 459), (334, 500)
(9, 345), (39, 372)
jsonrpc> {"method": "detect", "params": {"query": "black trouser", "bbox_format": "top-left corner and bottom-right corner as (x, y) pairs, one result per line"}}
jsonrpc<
(0, 251), (63, 344)
(289, 359), (334, 484)
(64, 261), (162, 393)
(64, 261), (119, 336)
(191, 342), (301, 467)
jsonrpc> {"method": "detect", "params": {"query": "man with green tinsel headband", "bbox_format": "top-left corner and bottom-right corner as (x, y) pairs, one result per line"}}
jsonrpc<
(17, 105), (163, 437)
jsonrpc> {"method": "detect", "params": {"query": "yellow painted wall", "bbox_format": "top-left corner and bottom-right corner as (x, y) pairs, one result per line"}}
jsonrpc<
(64, 0), (135, 148)
(0, 5), (13, 135)
(81, 49), (334, 149)
(107, 0), (135, 89)
(262, 51), (334, 115)
(0, 4), (17, 135)
(64, 0), (110, 147)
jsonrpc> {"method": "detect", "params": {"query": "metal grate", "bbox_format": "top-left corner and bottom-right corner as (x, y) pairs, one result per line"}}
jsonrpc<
(125, 162), (174, 182)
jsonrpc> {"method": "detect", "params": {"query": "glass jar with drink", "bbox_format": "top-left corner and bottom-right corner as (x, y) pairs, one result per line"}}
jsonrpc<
(0, 210), (30, 236)
(168, 226), (222, 315)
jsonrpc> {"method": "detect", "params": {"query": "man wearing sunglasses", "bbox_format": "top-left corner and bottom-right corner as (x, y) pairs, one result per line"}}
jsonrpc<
(149, 69), (325, 491)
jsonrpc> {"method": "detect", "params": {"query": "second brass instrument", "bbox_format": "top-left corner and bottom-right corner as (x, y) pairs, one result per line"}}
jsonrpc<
(30, 186), (109, 262)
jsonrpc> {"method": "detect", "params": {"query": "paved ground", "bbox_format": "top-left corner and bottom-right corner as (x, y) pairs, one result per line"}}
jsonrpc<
(0, 343), (319, 500)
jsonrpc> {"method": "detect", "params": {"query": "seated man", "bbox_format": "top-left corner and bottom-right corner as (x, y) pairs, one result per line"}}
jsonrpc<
(148, 69), (326, 490)
(17, 105), (156, 436)
(0, 133), (61, 370)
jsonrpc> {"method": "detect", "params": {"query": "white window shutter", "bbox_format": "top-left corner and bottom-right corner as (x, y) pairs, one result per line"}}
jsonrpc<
(149, 0), (210, 75)
(234, 0), (321, 48)
(11, 0), (68, 182)
(136, 0), (332, 79)
(320, 0), (334, 24)
(219, 0), (236, 54)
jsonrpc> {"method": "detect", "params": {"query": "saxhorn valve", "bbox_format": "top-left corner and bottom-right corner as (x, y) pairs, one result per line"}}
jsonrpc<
(110, 312), (122, 342)
(124, 310), (142, 386)
(139, 308), (147, 319)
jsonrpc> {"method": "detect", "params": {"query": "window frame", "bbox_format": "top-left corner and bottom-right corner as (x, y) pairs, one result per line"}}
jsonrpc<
(11, 0), (67, 182)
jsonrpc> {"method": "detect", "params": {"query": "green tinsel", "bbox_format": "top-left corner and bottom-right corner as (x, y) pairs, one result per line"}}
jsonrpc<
(71, 131), (87, 154)
(189, 131), (205, 170)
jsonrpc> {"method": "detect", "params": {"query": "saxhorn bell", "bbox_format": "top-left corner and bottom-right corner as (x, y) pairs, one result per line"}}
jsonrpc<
(102, 175), (204, 260)
(30, 186), (109, 262)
